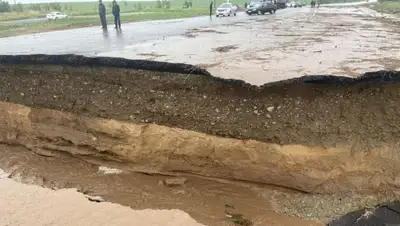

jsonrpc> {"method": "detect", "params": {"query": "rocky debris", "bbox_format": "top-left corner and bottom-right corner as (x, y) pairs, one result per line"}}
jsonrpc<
(225, 204), (254, 226)
(159, 177), (188, 187)
(212, 45), (238, 53)
(86, 195), (105, 203)
(98, 166), (123, 175)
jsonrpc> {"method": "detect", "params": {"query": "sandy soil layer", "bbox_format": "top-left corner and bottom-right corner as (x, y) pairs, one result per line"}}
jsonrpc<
(98, 6), (400, 85)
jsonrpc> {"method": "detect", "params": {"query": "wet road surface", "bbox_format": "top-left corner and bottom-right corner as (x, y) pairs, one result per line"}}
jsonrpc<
(0, 12), (155, 25)
(1, 5), (399, 85)
(0, 9), (298, 55)
(98, 6), (400, 85)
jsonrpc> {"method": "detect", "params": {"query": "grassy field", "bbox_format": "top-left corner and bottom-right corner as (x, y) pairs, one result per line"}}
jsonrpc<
(372, 1), (400, 14)
(0, 0), (244, 21)
(0, 8), (211, 37)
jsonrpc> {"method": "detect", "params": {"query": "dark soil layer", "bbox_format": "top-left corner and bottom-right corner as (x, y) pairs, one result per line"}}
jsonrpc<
(1, 55), (400, 150)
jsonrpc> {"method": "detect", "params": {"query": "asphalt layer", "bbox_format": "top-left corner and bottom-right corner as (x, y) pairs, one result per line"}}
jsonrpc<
(0, 9), (298, 55)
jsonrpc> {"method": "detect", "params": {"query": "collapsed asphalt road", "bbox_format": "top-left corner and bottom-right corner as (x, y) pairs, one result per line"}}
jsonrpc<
(99, 6), (400, 85)
(1, 6), (397, 85)
(0, 9), (298, 56)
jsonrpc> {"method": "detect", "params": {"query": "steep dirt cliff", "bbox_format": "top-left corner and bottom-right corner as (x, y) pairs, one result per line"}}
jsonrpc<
(1, 55), (400, 195)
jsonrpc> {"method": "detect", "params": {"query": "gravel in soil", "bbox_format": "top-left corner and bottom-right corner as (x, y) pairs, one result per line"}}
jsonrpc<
(1, 64), (400, 153)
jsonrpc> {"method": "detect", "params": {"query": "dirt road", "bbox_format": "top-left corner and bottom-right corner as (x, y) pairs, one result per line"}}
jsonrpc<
(99, 6), (400, 85)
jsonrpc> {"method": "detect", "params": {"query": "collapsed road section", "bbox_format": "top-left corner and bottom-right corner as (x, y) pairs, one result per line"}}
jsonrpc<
(0, 54), (400, 196)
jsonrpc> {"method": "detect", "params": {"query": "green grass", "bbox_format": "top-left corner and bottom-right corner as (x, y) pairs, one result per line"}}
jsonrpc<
(372, 2), (400, 14)
(0, 11), (42, 21)
(0, 0), (245, 21)
(0, 9), (210, 38)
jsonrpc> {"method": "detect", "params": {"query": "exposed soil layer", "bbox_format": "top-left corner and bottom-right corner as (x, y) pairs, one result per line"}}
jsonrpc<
(1, 55), (400, 194)
(0, 55), (400, 149)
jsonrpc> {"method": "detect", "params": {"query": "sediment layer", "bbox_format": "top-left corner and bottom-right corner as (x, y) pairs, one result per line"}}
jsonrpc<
(1, 100), (400, 194)
(1, 55), (400, 193)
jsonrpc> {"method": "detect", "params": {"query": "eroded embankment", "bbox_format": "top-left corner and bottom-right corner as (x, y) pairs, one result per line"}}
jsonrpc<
(1, 55), (400, 194)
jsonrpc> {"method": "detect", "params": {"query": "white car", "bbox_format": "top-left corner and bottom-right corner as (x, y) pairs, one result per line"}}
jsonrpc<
(215, 3), (238, 17)
(286, 1), (295, 7)
(46, 12), (68, 20)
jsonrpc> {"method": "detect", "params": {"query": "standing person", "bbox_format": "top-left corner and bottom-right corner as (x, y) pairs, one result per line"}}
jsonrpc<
(99, 0), (107, 29)
(209, 1), (213, 17)
(112, 0), (121, 30)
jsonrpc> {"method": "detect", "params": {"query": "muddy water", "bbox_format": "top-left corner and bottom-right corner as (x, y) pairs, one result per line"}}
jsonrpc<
(0, 169), (205, 226)
(98, 7), (400, 85)
(0, 145), (325, 226)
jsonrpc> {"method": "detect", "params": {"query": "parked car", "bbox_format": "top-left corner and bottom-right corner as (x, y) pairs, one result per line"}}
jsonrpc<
(216, 3), (238, 17)
(46, 12), (68, 20)
(294, 0), (306, 7)
(286, 1), (295, 7)
(246, 0), (277, 15)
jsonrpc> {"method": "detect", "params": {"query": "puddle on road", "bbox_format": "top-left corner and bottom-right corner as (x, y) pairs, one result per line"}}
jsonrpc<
(98, 7), (400, 85)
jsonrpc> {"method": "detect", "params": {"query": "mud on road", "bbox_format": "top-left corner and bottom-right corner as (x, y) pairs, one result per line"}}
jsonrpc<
(100, 6), (400, 85)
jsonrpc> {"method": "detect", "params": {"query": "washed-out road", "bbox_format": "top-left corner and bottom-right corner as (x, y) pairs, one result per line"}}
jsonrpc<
(1, 4), (400, 226)
(1, 5), (399, 85)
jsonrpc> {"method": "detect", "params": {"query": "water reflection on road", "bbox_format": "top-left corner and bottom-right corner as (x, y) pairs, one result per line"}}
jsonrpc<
(0, 12), (264, 55)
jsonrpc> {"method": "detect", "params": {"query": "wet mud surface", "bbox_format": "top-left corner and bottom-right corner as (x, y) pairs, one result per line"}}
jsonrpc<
(0, 145), (325, 226)
(3, 143), (396, 225)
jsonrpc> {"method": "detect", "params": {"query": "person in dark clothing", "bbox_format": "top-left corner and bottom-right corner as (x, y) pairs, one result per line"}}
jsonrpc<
(209, 1), (213, 17)
(112, 0), (121, 30)
(99, 0), (107, 29)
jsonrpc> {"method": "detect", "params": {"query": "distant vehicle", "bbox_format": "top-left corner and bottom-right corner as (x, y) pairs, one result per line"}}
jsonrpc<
(286, 1), (295, 7)
(294, 0), (306, 7)
(46, 12), (68, 20)
(246, 0), (277, 15)
(215, 3), (238, 17)
(276, 0), (288, 9)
